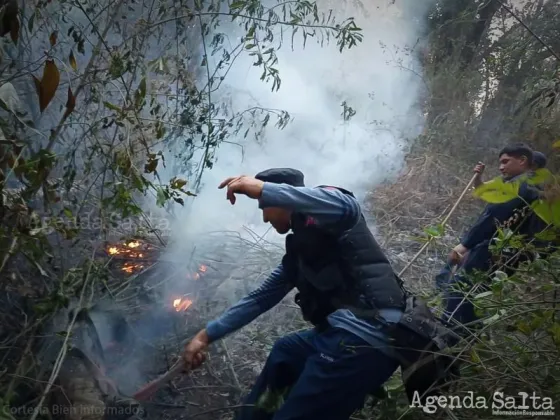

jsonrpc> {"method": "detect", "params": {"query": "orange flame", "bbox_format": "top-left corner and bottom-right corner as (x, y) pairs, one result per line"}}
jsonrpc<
(122, 262), (144, 273)
(105, 240), (153, 275)
(173, 297), (193, 312)
(186, 264), (208, 280)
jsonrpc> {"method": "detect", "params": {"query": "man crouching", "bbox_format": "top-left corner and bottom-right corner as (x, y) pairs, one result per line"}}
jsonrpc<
(182, 168), (445, 420)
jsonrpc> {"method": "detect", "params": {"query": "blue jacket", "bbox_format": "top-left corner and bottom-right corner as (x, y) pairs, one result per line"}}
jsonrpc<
(461, 179), (544, 250)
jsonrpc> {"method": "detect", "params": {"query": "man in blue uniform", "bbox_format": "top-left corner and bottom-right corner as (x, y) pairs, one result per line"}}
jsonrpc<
(182, 169), (451, 420)
(438, 144), (546, 330)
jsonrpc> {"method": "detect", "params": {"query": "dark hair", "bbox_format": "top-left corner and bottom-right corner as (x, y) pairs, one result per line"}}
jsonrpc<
(532, 151), (547, 169)
(498, 143), (533, 166)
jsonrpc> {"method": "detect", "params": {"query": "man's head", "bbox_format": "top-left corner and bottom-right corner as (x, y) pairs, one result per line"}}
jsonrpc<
(532, 151), (547, 170)
(498, 143), (533, 180)
(255, 168), (305, 234)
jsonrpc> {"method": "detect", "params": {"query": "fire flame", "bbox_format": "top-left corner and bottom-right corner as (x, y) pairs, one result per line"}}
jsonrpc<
(107, 240), (149, 258)
(105, 240), (154, 274)
(187, 264), (208, 280)
(173, 297), (193, 312)
(122, 262), (144, 273)
(105, 240), (208, 279)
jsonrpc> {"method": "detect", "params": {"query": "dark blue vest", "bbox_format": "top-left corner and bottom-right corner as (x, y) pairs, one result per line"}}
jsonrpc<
(281, 186), (405, 325)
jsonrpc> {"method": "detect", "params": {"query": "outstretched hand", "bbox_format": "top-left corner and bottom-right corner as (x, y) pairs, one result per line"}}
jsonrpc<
(218, 175), (264, 205)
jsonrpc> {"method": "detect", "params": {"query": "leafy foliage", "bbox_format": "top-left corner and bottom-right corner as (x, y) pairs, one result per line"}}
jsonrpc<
(0, 0), (363, 412)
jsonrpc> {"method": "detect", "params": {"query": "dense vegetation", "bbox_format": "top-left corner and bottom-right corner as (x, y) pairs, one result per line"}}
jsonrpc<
(0, 0), (558, 419)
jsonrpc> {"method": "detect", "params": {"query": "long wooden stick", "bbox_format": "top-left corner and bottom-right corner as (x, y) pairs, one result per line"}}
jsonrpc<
(132, 360), (187, 401)
(398, 173), (479, 277)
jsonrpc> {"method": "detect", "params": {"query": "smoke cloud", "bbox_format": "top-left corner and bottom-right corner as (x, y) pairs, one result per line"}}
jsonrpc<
(152, 0), (431, 245)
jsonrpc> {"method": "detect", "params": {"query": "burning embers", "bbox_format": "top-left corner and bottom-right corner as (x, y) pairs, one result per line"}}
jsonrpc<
(187, 264), (207, 280)
(104, 239), (157, 275)
(104, 239), (211, 278)
(173, 297), (193, 312)
(107, 240), (151, 259)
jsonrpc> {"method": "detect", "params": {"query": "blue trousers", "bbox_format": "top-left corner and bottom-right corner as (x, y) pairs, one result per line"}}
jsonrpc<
(435, 262), (454, 293)
(234, 327), (400, 420)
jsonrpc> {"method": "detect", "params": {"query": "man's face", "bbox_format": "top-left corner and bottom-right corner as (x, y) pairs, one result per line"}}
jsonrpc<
(262, 207), (292, 234)
(499, 153), (529, 180)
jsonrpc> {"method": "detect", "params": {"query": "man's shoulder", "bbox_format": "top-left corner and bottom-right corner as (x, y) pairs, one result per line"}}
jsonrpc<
(315, 184), (356, 197)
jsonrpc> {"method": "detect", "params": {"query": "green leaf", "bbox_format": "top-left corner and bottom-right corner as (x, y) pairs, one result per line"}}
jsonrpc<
(474, 290), (493, 300)
(246, 25), (256, 39)
(470, 349), (481, 363)
(156, 187), (166, 207)
(230, 1), (245, 10)
(516, 321), (532, 335)
(531, 199), (560, 227)
(492, 270), (508, 282)
(103, 101), (121, 113)
(134, 77), (147, 110)
(472, 177), (519, 203)
(527, 168), (553, 185)
(423, 224), (443, 238)
(548, 322), (560, 345)
(155, 120), (166, 139)
(482, 313), (500, 325)
(534, 229), (558, 241)
(552, 140), (560, 149)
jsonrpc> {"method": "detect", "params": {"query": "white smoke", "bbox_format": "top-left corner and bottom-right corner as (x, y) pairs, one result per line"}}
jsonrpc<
(150, 0), (430, 247)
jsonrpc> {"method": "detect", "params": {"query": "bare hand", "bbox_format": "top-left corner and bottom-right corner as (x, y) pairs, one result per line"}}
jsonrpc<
(473, 162), (485, 175)
(218, 175), (264, 205)
(448, 244), (468, 265)
(183, 329), (210, 371)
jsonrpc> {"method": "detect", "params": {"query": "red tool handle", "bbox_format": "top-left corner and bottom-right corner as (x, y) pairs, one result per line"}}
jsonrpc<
(132, 361), (187, 401)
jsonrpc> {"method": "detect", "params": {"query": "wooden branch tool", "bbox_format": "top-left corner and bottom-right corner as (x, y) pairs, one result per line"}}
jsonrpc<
(398, 172), (479, 277)
(132, 359), (188, 401)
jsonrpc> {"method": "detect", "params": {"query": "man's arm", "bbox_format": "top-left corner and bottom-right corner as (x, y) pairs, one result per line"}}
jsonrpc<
(473, 178), (484, 188)
(259, 183), (361, 231)
(205, 264), (293, 342)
